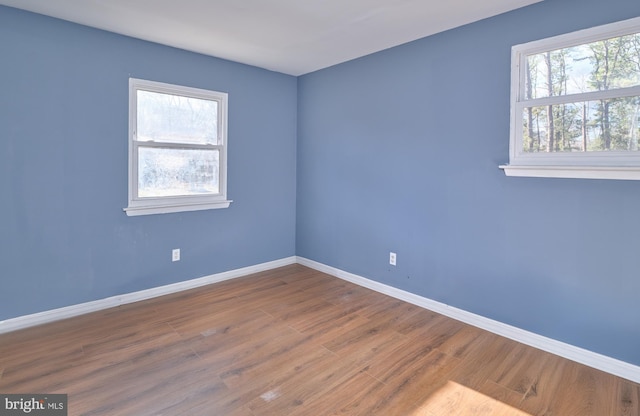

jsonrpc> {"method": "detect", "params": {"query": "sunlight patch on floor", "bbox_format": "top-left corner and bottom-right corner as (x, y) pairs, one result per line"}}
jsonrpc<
(412, 381), (532, 415)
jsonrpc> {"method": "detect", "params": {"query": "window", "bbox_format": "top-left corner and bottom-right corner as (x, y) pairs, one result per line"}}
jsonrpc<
(501, 17), (640, 180)
(125, 79), (231, 216)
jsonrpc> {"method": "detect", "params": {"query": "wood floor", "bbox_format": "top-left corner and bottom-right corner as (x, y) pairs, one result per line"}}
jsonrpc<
(1, 264), (638, 415)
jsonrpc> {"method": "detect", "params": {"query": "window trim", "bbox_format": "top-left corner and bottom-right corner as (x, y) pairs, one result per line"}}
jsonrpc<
(124, 78), (231, 216)
(500, 16), (640, 180)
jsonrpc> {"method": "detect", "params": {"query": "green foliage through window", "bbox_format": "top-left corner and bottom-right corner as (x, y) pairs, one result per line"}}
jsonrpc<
(522, 33), (640, 153)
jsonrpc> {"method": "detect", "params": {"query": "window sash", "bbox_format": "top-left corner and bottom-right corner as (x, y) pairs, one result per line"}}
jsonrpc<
(133, 143), (223, 200)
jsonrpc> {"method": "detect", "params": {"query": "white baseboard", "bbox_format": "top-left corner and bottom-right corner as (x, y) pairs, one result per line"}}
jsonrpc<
(296, 256), (640, 384)
(0, 256), (297, 334)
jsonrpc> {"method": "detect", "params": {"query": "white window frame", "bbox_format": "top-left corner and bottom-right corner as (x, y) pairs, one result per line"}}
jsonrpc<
(500, 17), (640, 180)
(124, 78), (231, 216)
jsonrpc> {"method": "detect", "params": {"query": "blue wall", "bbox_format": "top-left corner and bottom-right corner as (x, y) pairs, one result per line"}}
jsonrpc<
(0, 6), (297, 320)
(297, 0), (640, 365)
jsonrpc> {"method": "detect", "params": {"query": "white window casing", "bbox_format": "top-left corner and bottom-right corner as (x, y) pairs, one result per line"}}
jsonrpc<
(125, 78), (231, 216)
(501, 16), (640, 180)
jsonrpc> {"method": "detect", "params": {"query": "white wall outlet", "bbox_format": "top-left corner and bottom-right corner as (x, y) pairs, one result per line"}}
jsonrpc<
(172, 248), (180, 262)
(389, 252), (397, 266)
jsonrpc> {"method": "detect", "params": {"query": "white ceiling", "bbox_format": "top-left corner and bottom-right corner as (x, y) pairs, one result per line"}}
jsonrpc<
(0, 0), (542, 75)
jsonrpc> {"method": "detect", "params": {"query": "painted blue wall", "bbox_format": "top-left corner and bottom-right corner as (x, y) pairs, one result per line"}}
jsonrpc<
(297, 0), (640, 365)
(0, 6), (297, 320)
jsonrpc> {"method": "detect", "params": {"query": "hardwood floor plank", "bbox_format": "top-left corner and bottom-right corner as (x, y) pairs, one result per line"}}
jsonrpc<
(615, 378), (640, 416)
(258, 293), (334, 323)
(166, 305), (270, 338)
(245, 355), (368, 415)
(291, 370), (387, 416)
(215, 327), (311, 383)
(450, 332), (521, 390)
(188, 316), (300, 373)
(487, 344), (567, 415)
(392, 308), (444, 336)
(414, 380), (533, 416)
(1, 265), (637, 415)
(362, 349), (463, 415)
(433, 323), (486, 359)
(220, 342), (334, 391)
(548, 361), (621, 416)
(363, 334), (438, 382)
(480, 379), (555, 416)
(321, 318), (402, 356)
(288, 308), (373, 347)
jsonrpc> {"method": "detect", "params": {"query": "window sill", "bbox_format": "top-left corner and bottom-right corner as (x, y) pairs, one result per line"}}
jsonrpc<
(499, 165), (640, 180)
(124, 200), (232, 216)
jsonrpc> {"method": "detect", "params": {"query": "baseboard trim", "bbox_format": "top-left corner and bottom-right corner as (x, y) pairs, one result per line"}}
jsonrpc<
(0, 256), (297, 334)
(296, 256), (640, 384)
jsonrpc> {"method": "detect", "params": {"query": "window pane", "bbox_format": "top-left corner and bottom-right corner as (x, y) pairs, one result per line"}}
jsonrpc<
(525, 33), (640, 100)
(138, 147), (220, 197)
(522, 96), (640, 152)
(137, 90), (219, 145)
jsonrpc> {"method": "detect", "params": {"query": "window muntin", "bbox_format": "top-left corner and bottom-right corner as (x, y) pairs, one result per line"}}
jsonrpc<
(503, 17), (640, 179)
(125, 79), (230, 216)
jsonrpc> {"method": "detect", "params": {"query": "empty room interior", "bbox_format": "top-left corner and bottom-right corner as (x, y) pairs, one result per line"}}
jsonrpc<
(1, 0), (640, 414)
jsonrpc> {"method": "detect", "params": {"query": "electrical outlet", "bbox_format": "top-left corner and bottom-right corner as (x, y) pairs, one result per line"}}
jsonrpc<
(172, 248), (180, 262)
(389, 252), (396, 266)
